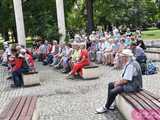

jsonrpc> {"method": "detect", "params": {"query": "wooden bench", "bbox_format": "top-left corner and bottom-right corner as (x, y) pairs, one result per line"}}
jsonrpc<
(116, 90), (160, 120)
(23, 72), (40, 87)
(0, 96), (38, 120)
(82, 64), (99, 80)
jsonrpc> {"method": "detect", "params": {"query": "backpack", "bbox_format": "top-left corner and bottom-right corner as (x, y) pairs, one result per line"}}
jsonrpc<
(145, 61), (157, 75)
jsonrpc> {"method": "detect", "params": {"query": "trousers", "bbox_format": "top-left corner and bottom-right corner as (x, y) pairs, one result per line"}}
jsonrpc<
(105, 82), (124, 109)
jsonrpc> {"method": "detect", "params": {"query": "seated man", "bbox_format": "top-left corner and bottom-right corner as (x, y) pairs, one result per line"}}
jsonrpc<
(96, 49), (142, 113)
(130, 42), (147, 74)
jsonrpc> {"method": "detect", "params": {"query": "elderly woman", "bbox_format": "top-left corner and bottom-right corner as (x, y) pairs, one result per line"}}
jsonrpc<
(96, 38), (105, 64)
(103, 39), (118, 65)
(61, 43), (73, 73)
(67, 42), (90, 79)
(113, 39), (126, 69)
(69, 42), (80, 67)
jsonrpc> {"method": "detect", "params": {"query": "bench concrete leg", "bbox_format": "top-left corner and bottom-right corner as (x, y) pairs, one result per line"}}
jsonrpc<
(116, 95), (134, 120)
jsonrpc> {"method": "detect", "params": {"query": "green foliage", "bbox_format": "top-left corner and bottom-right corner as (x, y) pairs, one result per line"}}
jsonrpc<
(23, 0), (59, 41)
(0, 0), (15, 38)
(0, 0), (59, 42)
(64, 0), (86, 32)
(65, 0), (159, 32)
(93, 0), (158, 28)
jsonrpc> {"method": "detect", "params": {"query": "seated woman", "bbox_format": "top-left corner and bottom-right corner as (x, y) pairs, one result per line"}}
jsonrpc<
(103, 39), (113, 65)
(61, 44), (73, 73)
(88, 40), (98, 62)
(52, 43), (64, 67)
(68, 43), (81, 70)
(25, 50), (36, 71)
(113, 39), (126, 69)
(67, 43), (90, 79)
(96, 38), (105, 64)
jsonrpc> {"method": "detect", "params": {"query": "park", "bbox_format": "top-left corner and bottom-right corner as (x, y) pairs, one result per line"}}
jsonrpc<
(0, 0), (160, 120)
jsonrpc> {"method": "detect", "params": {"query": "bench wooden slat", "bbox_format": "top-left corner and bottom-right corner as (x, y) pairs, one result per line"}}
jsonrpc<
(122, 93), (143, 109)
(118, 91), (160, 120)
(83, 65), (98, 69)
(11, 97), (27, 120)
(27, 96), (37, 116)
(24, 116), (32, 120)
(18, 96), (32, 120)
(0, 98), (16, 119)
(5, 97), (22, 120)
(143, 90), (160, 102)
(23, 71), (38, 75)
(124, 93), (157, 120)
(136, 93), (160, 117)
(140, 91), (160, 108)
(129, 93), (157, 120)
(129, 94), (154, 112)
(0, 96), (38, 120)
(121, 93), (148, 119)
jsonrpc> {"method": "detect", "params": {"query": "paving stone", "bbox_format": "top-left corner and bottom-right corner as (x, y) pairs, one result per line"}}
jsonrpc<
(0, 62), (160, 120)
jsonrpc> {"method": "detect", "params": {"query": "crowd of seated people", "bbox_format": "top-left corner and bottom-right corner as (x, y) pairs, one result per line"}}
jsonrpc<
(0, 42), (36, 88)
(33, 38), (90, 79)
(0, 27), (147, 87)
(87, 27), (147, 72)
(30, 27), (147, 80)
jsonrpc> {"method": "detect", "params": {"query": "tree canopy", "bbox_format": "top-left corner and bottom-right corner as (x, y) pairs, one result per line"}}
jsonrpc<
(0, 0), (159, 42)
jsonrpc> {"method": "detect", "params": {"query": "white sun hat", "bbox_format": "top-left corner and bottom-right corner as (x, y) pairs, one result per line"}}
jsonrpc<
(121, 49), (133, 57)
(20, 48), (26, 54)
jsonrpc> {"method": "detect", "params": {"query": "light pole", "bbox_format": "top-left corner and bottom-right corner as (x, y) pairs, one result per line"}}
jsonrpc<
(13, 0), (26, 46)
(56, 0), (66, 43)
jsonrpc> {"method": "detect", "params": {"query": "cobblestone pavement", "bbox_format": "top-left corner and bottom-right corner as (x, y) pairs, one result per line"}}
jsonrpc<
(0, 62), (160, 120)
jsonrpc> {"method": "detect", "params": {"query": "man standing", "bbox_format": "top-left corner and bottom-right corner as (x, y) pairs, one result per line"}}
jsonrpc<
(96, 49), (142, 113)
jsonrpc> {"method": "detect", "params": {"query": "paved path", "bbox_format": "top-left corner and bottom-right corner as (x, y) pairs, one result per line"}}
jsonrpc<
(0, 62), (160, 120)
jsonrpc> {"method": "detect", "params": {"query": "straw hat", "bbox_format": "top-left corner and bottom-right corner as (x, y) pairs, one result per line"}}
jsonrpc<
(121, 49), (133, 57)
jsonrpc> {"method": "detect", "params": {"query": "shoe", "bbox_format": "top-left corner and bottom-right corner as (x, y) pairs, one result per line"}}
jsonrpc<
(95, 106), (108, 114)
(61, 69), (67, 73)
(109, 102), (116, 110)
(49, 63), (54, 67)
(6, 76), (12, 80)
(66, 74), (75, 80)
(10, 84), (17, 88)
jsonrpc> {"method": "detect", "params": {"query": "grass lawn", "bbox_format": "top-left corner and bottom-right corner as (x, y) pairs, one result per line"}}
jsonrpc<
(142, 28), (160, 41)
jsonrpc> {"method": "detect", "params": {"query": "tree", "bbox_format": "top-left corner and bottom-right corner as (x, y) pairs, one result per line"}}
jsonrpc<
(0, 0), (15, 41)
(86, 0), (94, 33)
(23, 0), (59, 41)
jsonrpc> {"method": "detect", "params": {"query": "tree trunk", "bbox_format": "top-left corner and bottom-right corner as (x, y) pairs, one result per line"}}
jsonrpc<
(2, 29), (9, 41)
(86, 0), (94, 34)
(13, 27), (18, 43)
(4, 30), (9, 41)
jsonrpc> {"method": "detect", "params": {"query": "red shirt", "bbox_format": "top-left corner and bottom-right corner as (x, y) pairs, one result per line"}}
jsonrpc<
(12, 58), (23, 71)
(79, 49), (90, 65)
